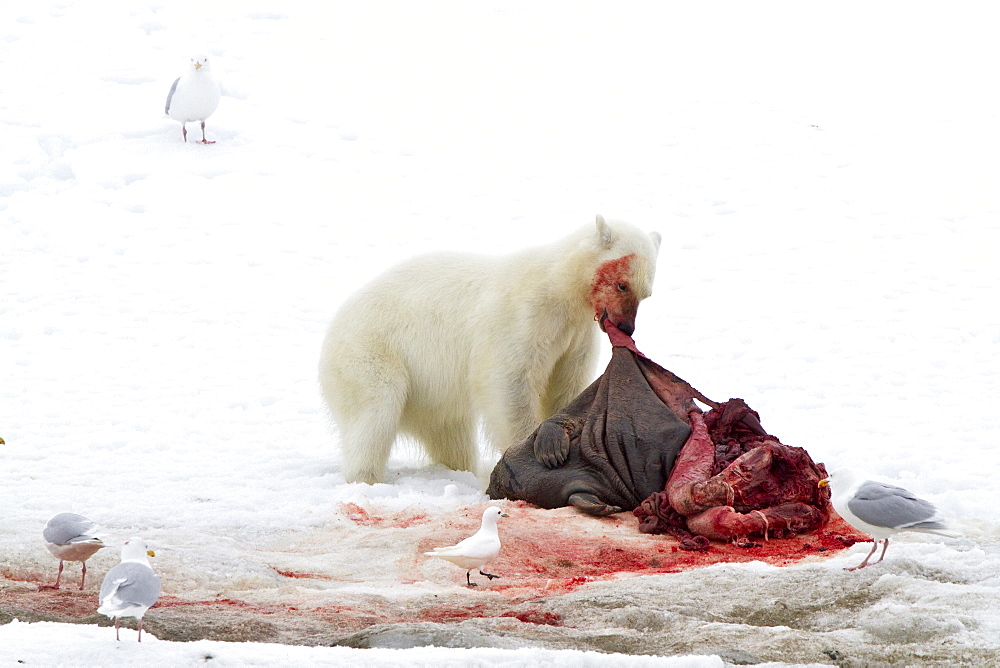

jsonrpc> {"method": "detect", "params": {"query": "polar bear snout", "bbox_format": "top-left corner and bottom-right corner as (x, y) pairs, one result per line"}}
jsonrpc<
(615, 318), (636, 337)
(598, 309), (635, 336)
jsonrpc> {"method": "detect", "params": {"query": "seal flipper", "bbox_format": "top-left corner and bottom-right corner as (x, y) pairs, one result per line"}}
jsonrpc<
(533, 419), (571, 469)
(569, 492), (621, 516)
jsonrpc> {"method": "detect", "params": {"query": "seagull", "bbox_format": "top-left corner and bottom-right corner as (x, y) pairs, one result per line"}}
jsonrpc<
(425, 506), (508, 587)
(41, 513), (106, 590)
(165, 54), (221, 144)
(97, 538), (162, 642)
(820, 468), (958, 571)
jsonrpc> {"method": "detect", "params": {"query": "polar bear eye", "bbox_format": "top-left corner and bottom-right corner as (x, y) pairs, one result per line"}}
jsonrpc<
(617, 282), (629, 292)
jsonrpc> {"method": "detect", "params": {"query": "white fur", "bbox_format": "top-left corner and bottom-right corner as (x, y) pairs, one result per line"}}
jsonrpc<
(319, 215), (662, 484)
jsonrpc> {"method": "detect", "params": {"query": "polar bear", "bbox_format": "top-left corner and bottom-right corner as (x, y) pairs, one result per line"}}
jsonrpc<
(319, 215), (662, 484)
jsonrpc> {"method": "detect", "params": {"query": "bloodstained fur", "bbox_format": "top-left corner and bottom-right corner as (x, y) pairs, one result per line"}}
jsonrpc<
(590, 254), (639, 327)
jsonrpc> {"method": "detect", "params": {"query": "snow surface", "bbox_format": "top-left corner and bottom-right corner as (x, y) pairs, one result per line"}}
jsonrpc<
(2, 0), (999, 665)
(0, 620), (724, 668)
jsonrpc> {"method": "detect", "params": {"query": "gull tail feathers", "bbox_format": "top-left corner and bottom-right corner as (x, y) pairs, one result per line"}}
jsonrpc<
(903, 518), (960, 538)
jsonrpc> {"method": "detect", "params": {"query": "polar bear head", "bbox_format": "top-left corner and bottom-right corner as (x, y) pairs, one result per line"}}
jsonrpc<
(587, 215), (662, 337)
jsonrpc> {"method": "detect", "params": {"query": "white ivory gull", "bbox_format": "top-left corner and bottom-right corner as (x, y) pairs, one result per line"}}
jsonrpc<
(425, 506), (508, 587)
(165, 54), (221, 143)
(820, 468), (958, 570)
(97, 538), (161, 641)
(41, 512), (106, 590)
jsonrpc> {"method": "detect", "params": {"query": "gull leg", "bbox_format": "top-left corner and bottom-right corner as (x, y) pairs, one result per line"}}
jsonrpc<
(479, 570), (500, 581)
(198, 121), (216, 144)
(79, 561), (87, 590)
(182, 124), (188, 142)
(465, 571), (478, 587)
(873, 537), (890, 565)
(138, 619), (143, 642)
(846, 541), (879, 571)
(115, 617), (121, 641)
(40, 561), (65, 589)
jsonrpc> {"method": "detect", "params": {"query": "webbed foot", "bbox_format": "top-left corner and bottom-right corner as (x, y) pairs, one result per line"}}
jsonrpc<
(533, 419), (570, 469)
(568, 492), (621, 516)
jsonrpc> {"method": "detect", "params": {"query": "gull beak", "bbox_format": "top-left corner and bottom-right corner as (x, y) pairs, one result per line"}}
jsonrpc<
(147, 550), (156, 557)
(194, 62), (202, 70)
(818, 478), (830, 488)
(501, 513), (510, 518)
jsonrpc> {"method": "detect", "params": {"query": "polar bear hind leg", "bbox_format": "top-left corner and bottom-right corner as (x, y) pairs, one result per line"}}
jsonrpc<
(324, 359), (408, 485)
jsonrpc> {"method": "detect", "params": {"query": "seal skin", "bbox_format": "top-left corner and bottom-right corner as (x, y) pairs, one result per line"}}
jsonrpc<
(489, 324), (831, 549)
(487, 330), (712, 516)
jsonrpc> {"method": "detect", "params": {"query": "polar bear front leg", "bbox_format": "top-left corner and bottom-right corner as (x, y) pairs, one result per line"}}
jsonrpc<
(541, 343), (597, 420)
(482, 371), (545, 453)
(406, 414), (478, 474)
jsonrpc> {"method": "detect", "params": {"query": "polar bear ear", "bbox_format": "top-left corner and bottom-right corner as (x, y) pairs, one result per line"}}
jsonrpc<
(649, 231), (662, 253)
(595, 214), (616, 248)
